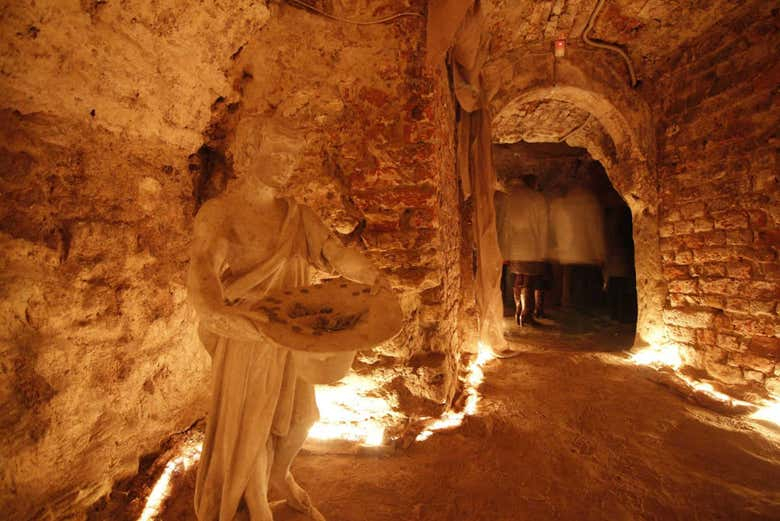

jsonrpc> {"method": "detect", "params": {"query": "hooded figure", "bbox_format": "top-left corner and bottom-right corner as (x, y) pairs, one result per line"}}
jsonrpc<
(188, 115), (380, 521)
(496, 175), (548, 263)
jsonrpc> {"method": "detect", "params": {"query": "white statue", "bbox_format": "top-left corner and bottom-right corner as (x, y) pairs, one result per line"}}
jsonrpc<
(188, 116), (381, 521)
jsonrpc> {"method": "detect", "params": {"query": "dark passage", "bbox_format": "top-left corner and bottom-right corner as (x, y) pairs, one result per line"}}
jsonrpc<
(494, 142), (636, 350)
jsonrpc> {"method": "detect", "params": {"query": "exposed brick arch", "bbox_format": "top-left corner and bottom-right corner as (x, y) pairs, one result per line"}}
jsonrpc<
(488, 50), (665, 346)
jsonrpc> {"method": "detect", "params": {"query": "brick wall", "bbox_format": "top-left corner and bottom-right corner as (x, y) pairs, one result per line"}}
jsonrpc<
(649, 2), (779, 394)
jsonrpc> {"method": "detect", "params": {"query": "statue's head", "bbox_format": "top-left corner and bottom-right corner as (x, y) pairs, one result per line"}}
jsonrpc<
(231, 89), (344, 192)
(232, 116), (304, 191)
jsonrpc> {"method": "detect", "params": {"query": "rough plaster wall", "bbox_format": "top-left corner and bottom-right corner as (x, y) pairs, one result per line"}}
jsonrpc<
(0, 0), (270, 150)
(649, 2), (779, 395)
(0, 112), (210, 519)
(492, 95), (618, 171)
(492, 99), (591, 145)
(0, 2), (271, 518)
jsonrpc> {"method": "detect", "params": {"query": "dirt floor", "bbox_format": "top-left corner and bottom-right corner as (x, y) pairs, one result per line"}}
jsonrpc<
(91, 310), (780, 520)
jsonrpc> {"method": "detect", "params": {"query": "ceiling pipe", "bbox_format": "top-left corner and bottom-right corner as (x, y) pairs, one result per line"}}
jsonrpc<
(558, 113), (592, 143)
(582, 0), (638, 87)
(285, 0), (423, 25)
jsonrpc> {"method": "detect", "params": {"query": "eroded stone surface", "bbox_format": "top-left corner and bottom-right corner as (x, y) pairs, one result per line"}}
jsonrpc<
(492, 99), (591, 144)
(0, 111), (211, 519)
(0, 1), (270, 149)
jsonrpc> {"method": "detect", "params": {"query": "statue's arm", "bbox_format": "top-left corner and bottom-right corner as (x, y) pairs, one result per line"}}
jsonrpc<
(300, 206), (380, 285)
(188, 204), (268, 341)
(321, 238), (380, 285)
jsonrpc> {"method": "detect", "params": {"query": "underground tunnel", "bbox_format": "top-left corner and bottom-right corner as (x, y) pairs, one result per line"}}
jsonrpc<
(494, 142), (637, 350)
(1, 1), (779, 520)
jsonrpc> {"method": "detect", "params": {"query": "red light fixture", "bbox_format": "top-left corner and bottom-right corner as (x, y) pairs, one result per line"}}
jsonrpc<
(554, 37), (566, 58)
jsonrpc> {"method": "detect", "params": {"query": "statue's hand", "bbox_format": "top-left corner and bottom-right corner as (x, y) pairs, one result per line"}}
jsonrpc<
(238, 307), (270, 325)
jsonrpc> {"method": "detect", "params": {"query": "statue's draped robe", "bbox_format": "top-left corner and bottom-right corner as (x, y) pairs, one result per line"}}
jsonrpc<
(192, 199), (331, 521)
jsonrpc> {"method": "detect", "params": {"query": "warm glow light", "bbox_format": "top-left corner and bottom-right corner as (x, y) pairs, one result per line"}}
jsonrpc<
(132, 342), (495, 517)
(751, 400), (780, 426)
(628, 334), (773, 424)
(630, 341), (754, 406)
(631, 342), (682, 369)
(416, 341), (495, 441)
(683, 378), (752, 407)
(308, 341), (497, 447)
(137, 434), (203, 521)
(308, 372), (402, 447)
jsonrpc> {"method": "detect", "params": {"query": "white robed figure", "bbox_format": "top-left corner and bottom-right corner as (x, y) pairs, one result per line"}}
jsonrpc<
(495, 175), (550, 325)
(188, 116), (379, 521)
(548, 185), (606, 266)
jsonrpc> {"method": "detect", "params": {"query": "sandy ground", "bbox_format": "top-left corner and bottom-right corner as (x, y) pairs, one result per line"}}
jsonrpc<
(91, 311), (780, 520)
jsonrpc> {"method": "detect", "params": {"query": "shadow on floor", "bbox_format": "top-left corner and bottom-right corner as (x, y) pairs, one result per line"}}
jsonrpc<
(502, 307), (635, 352)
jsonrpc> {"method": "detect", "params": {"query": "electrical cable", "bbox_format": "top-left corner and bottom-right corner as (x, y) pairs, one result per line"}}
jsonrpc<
(285, 0), (423, 25)
(558, 113), (592, 142)
(582, 0), (638, 87)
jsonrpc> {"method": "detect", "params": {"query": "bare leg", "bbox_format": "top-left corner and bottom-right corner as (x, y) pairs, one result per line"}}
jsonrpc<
(512, 275), (522, 325)
(519, 286), (533, 326)
(269, 381), (325, 521)
(534, 289), (544, 318)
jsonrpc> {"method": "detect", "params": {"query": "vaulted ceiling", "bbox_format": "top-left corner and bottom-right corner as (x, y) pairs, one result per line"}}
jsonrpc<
(492, 99), (590, 143)
(484, 0), (758, 162)
(484, 0), (755, 78)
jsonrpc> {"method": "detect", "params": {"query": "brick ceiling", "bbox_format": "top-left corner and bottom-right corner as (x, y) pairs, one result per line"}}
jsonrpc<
(485, 0), (755, 150)
(492, 99), (590, 143)
(485, 0), (754, 78)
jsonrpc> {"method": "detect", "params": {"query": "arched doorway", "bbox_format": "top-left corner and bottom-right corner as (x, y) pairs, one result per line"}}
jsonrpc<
(488, 56), (664, 347)
(494, 141), (637, 350)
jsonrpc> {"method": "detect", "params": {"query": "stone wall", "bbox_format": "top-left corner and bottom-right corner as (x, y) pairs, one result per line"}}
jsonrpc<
(649, 2), (779, 395)
(1, 2), (235, 518)
(0, 111), (210, 519)
(1, 1), (270, 151)
(0, 2), (271, 517)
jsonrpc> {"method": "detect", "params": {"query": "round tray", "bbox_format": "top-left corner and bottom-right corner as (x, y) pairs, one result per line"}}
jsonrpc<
(254, 278), (402, 353)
